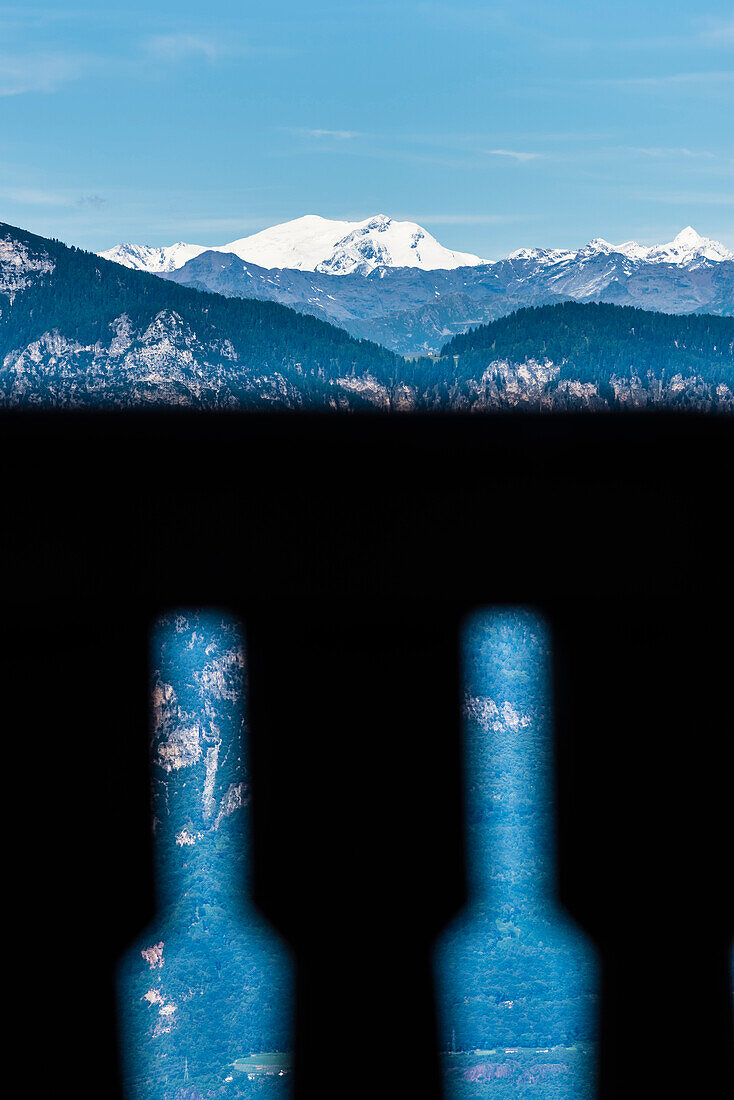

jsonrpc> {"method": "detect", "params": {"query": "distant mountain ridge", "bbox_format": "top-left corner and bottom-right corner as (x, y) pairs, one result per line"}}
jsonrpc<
(99, 219), (734, 355)
(507, 226), (733, 269)
(162, 237), (734, 356)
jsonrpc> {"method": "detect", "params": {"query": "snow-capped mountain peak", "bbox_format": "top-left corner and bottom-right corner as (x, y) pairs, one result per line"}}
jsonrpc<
(674, 225), (704, 247)
(218, 215), (357, 272)
(314, 214), (486, 274)
(507, 245), (574, 264)
(98, 215), (486, 276)
(645, 226), (733, 266)
(505, 227), (733, 270)
(586, 237), (614, 252)
(579, 227), (732, 266)
(213, 213), (487, 274)
(99, 240), (210, 273)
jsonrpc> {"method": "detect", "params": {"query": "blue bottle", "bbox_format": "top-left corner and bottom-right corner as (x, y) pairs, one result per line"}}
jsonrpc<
(435, 609), (599, 1099)
(116, 612), (293, 1100)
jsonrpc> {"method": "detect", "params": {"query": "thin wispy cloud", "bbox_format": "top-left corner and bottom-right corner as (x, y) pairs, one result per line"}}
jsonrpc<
(0, 6), (85, 33)
(277, 140), (480, 172)
(620, 146), (717, 160)
(628, 188), (734, 206)
(288, 128), (364, 140)
(488, 149), (544, 162)
(151, 215), (279, 237)
(140, 32), (292, 65)
(412, 213), (530, 225)
(0, 52), (85, 95)
(142, 34), (221, 63)
(407, 130), (613, 146)
(414, 3), (515, 32)
(697, 17), (734, 45)
(1, 186), (108, 210)
(598, 70), (734, 89)
(0, 186), (69, 205)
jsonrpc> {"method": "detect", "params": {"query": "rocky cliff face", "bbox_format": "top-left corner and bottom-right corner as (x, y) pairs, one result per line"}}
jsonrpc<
(4, 323), (730, 411)
(0, 309), (306, 408)
(0, 233), (54, 303)
(434, 358), (734, 413)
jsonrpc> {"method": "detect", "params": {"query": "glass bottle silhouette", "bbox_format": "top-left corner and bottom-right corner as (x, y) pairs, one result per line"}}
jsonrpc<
(435, 609), (599, 1099)
(116, 612), (293, 1100)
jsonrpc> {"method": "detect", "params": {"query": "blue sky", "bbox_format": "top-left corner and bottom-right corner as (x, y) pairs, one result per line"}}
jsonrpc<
(1, 0), (733, 257)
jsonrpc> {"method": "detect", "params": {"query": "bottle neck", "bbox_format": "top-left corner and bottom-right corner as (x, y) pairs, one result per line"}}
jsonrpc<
(462, 610), (557, 912)
(149, 611), (251, 912)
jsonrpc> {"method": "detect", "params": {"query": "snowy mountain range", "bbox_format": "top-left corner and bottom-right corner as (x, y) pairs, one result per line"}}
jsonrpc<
(99, 214), (485, 276)
(101, 218), (733, 277)
(96, 218), (734, 354)
(507, 226), (733, 270)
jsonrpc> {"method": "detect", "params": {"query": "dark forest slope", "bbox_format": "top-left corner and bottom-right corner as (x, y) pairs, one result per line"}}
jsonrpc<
(440, 301), (734, 387)
(0, 222), (398, 407)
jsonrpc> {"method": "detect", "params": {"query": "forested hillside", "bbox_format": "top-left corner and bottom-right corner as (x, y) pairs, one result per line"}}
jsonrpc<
(0, 222), (398, 407)
(441, 302), (734, 387)
(386, 301), (734, 411)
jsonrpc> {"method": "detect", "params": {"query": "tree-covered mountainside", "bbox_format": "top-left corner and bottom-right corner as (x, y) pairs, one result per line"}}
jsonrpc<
(392, 300), (734, 411)
(1, 222), (732, 411)
(0, 222), (398, 407)
(440, 301), (734, 387)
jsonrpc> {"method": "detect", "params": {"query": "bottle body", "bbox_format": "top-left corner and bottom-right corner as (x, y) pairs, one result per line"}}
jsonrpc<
(435, 609), (598, 1099)
(117, 612), (293, 1100)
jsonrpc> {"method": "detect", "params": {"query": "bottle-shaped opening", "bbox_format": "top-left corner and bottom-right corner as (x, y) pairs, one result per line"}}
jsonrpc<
(436, 607), (599, 1097)
(116, 611), (293, 1100)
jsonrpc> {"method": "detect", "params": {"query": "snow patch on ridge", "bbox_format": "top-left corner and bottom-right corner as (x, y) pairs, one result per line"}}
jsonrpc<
(99, 241), (210, 273)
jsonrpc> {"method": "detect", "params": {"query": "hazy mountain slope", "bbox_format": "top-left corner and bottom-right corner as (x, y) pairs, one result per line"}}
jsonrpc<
(161, 249), (486, 332)
(436, 611), (598, 1099)
(166, 235), (734, 356)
